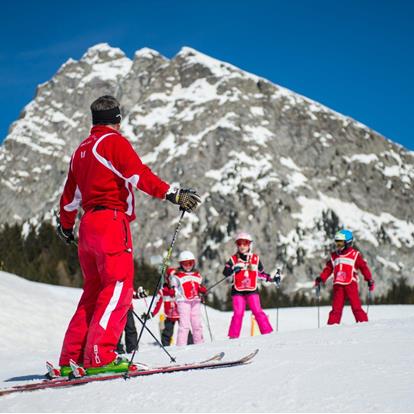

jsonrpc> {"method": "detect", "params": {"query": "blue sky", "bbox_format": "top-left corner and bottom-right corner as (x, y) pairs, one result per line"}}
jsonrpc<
(1, 0), (413, 149)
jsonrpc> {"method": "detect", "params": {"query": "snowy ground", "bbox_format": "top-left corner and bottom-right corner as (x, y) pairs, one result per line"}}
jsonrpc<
(0, 271), (414, 412)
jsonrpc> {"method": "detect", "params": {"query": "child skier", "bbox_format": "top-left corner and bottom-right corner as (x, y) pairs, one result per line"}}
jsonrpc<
(169, 251), (207, 346)
(223, 232), (275, 339)
(314, 229), (375, 325)
(143, 278), (194, 346)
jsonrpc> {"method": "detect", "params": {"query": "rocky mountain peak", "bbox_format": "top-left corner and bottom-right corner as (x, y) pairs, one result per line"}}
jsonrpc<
(80, 43), (128, 65)
(0, 44), (413, 297)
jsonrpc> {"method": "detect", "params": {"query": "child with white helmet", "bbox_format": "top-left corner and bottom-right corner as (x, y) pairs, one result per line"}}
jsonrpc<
(169, 250), (207, 346)
(223, 232), (274, 339)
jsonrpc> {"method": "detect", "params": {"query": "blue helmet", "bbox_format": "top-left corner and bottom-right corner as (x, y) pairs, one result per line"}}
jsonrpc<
(334, 229), (353, 251)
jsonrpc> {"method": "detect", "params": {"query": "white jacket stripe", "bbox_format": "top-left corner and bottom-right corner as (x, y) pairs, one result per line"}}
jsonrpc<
(92, 133), (140, 215)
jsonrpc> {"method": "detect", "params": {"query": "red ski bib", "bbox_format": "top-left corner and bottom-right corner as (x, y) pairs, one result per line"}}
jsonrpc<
(173, 270), (203, 300)
(331, 249), (359, 285)
(231, 253), (259, 292)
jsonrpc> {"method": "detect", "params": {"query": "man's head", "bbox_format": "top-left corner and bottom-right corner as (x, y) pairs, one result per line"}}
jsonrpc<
(90, 95), (122, 129)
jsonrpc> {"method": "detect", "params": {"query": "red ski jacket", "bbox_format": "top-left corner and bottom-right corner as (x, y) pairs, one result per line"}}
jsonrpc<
(320, 247), (373, 285)
(151, 285), (180, 321)
(60, 125), (170, 229)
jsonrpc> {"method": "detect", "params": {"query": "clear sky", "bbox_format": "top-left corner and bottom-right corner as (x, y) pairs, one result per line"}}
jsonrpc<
(1, 0), (413, 149)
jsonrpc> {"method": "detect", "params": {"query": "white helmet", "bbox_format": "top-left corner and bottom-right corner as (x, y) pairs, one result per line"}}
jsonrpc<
(178, 250), (196, 263)
(235, 232), (253, 243)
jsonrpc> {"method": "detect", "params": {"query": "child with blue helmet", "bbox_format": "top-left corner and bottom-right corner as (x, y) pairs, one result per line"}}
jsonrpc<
(315, 229), (375, 324)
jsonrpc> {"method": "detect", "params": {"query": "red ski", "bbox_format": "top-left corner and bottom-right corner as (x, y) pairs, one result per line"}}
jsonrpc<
(0, 350), (258, 396)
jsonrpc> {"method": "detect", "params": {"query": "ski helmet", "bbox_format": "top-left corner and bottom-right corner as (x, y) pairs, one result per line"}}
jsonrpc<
(334, 229), (353, 250)
(178, 250), (196, 263)
(235, 232), (253, 243)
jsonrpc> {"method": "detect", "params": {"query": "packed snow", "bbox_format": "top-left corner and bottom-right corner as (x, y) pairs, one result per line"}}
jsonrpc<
(0, 271), (414, 412)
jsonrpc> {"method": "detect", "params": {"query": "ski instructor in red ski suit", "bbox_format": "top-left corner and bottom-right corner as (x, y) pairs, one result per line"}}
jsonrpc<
(315, 229), (375, 325)
(57, 95), (201, 374)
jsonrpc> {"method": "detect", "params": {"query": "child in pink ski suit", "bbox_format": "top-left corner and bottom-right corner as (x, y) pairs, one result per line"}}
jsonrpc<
(223, 232), (274, 339)
(169, 250), (207, 346)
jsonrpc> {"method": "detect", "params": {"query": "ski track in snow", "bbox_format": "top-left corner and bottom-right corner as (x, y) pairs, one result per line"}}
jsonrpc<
(0, 271), (414, 412)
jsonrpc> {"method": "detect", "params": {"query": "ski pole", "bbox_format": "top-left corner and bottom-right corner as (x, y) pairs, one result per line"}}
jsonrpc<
(274, 268), (281, 332)
(276, 299), (279, 332)
(316, 284), (321, 329)
(203, 301), (213, 342)
(206, 276), (227, 293)
(131, 310), (176, 362)
(128, 210), (185, 372)
(366, 290), (372, 316)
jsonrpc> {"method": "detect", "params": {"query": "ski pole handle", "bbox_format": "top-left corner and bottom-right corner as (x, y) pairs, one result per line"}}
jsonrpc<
(274, 268), (282, 288)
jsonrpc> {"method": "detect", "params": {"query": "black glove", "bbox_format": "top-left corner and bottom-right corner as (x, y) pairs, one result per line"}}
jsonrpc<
(140, 312), (152, 321)
(314, 276), (322, 287)
(233, 266), (242, 274)
(134, 287), (149, 299)
(57, 224), (74, 245)
(166, 188), (201, 212)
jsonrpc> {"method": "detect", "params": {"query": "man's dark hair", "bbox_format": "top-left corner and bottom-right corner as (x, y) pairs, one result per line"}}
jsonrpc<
(90, 95), (120, 112)
(90, 95), (122, 125)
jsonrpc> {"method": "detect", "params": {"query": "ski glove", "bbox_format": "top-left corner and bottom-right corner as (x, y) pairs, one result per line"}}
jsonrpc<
(367, 279), (375, 292)
(166, 188), (201, 212)
(233, 266), (242, 274)
(314, 276), (322, 287)
(140, 312), (152, 321)
(199, 285), (207, 295)
(134, 287), (149, 299)
(57, 224), (74, 245)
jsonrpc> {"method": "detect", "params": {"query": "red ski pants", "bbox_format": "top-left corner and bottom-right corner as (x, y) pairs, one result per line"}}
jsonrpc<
(327, 282), (368, 325)
(59, 209), (134, 368)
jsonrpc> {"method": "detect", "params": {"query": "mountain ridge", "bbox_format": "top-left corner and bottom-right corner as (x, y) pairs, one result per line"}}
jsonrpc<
(0, 43), (413, 297)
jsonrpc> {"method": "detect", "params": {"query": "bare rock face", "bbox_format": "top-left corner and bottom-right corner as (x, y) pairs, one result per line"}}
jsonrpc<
(1, 43), (413, 298)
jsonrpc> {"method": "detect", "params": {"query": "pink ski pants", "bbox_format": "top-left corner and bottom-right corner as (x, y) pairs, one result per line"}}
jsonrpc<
(176, 300), (204, 346)
(228, 293), (273, 338)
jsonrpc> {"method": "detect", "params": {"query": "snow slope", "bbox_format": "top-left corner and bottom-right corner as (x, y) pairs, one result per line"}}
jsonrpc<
(0, 271), (414, 412)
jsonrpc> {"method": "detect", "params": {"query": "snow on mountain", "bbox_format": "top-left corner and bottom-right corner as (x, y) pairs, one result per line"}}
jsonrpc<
(0, 44), (413, 298)
(1, 272), (414, 412)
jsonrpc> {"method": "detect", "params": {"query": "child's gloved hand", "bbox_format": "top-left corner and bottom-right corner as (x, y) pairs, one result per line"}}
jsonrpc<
(314, 277), (322, 287)
(133, 287), (149, 299)
(233, 266), (242, 274)
(367, 279), (375, 292)
(140, 312), (152, 321)
(198, 285), (207, 295)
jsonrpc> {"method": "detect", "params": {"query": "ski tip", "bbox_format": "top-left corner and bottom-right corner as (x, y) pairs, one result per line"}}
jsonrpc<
(240, 349), (259, 363)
